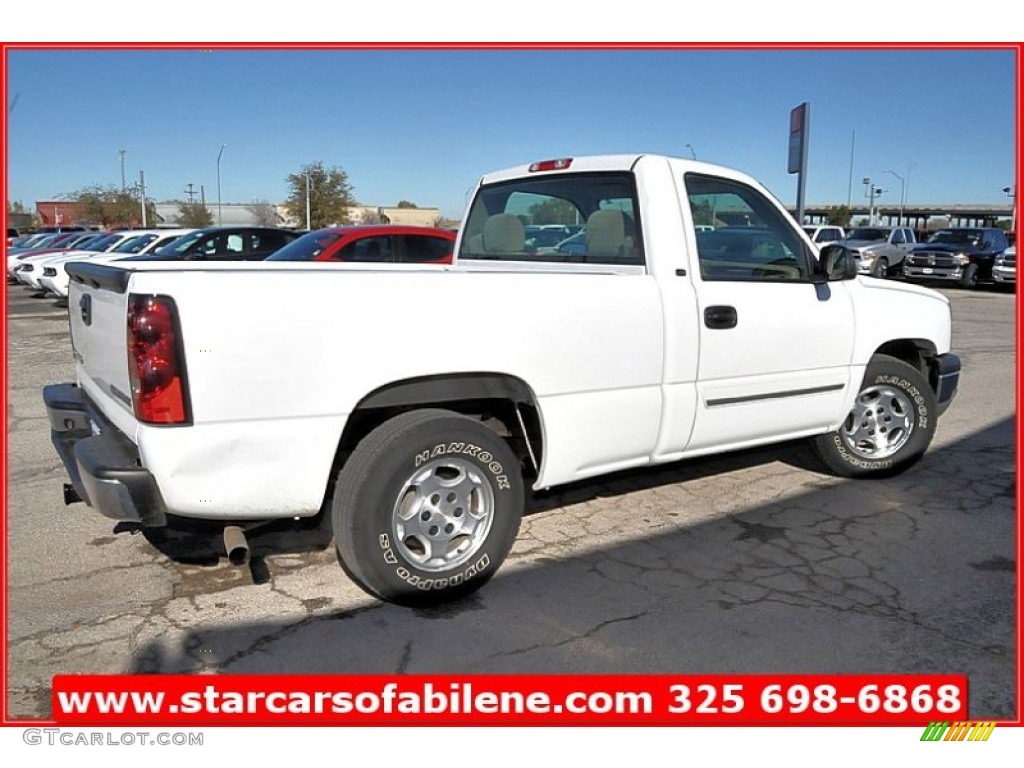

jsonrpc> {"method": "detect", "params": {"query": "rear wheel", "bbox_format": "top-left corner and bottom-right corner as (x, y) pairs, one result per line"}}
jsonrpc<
(812, 355), (937, 478)
(332, 409), (524, 606)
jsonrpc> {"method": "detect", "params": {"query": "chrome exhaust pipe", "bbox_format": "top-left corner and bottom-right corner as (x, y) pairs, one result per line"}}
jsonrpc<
(223, 525), (250, 566)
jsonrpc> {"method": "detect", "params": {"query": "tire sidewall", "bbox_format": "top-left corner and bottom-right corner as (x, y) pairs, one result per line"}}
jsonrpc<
(824, 359), (936, 476)
(961, 263), (979, 289)
(872, 257), (888, 278)
(336, 416), (523, 604)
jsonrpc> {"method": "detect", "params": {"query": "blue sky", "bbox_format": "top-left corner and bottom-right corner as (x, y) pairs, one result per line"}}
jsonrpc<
(4, 47), (1018, 220)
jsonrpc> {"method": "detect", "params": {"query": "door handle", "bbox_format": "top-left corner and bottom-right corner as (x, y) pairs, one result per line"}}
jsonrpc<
(704, 305), (737, 329)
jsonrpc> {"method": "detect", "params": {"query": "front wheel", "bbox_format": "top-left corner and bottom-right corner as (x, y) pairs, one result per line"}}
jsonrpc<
(812, 355), (937, 478)
(332, 409), (524, 606)
(871, 256), (889, 278)
(960, 263), (979, 289)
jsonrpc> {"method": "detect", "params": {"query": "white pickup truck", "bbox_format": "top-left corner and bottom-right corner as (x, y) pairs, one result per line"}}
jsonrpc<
(45, 154), (961, 606)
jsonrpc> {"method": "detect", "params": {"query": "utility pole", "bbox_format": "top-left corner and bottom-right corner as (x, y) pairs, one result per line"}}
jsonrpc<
(846, 130), (856, 208)
(184, 183), (197, 205)
(216, 144), (227, 226)
(863, 178), (884, 225)
(138, 170), (147, 227)
(119, 148), (127, 191)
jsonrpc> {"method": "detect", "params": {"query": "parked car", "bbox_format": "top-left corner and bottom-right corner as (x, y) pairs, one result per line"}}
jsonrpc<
(903, 228), (1011, 289)
(7, 227), (19, 245)
(266, 226), (455, 264)
(524, 225), (576, 253)
(37, 229), (197, 299)
(802, 225), (846, 245)
(14, 232), (142, 289)
(843, 226), (917, 277)
(128, 227), (299, 262)
(7, 232), (103, 279)
(991, 245), (1016, 286)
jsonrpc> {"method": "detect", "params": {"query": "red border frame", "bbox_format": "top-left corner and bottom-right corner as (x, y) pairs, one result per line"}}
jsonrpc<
(1, 40), (1020, 729)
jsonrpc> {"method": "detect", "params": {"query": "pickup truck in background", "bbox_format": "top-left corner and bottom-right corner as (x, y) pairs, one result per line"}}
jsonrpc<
(842, 225), (917, 277)
(45, 154), (961, 607)
(801, 224), (845, 245)
(903, 227), (1011, 289)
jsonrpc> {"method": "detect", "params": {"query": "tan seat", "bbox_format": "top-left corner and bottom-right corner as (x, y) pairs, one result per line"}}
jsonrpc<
(482, 214), (525, 253)
(586, 210), (625, 259)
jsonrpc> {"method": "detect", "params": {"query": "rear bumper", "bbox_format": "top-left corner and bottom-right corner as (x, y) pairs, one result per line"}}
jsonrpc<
(43, 383), (167, 527)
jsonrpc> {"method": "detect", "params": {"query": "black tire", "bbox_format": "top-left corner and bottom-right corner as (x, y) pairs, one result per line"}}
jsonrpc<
(960, 263), (979, 289)
(811, 355), (937, 478)
(332, 409), (524, 606)
(871, 256), (888, 278)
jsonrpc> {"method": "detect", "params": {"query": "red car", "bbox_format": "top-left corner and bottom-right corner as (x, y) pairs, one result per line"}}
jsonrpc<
(266, 225), (455, 264)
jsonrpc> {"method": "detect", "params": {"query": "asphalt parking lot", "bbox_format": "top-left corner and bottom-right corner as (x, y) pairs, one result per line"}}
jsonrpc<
(4, 280), (1017, 721)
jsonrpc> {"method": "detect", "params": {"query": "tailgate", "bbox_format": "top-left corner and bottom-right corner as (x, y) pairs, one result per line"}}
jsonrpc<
(66, 262), (139, 441)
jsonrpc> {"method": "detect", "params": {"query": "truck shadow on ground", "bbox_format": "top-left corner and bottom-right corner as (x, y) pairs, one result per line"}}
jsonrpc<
(129, 419), (1016, 718)
(135, 438), (825, 569)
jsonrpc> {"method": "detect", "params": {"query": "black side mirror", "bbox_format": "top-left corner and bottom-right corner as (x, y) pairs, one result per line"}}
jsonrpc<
(817, 244), (858, 282)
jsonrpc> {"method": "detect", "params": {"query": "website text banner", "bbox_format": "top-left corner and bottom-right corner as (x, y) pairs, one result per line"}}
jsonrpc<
(52, 674), (968, 726)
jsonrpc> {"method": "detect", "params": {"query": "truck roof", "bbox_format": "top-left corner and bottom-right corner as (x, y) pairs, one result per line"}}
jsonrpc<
(478, 154), (751, 186)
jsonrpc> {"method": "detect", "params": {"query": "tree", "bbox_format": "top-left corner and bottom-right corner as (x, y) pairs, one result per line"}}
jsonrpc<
(176, 201), (214, 228)
(66, 184), (156, 228)
(361, 208), (388, 225)
(246, 199), (279, 227)
(528, 198), (578, 225)
(826, 205), (852, 228)
(283, 161), (356, 229)
(396, 200), (418, 209)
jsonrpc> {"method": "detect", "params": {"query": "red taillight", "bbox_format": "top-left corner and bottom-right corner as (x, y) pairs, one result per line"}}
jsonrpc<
(528, 158), (573, 173)
(127, 295), (190, 424)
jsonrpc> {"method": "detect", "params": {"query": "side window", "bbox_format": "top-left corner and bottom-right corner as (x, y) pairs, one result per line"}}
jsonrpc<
(334, 236), (394, 262)
(891, 229), (905, 245)
(686, 173), (811, 282)
(225, 234), (245, 255)
(399, 235), (453, 263)
(193, 235), (220, 256)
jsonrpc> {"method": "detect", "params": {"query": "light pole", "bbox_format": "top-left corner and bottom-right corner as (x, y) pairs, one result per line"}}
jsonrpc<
(685, 144), (697, 160)
(119, 148), (126, 192)
(884, 169), (906, 226)
(1003, 185), (1017, 233)
(137, 170), (147, 227)
(863, 178), (884, 225)
(216, 144), (227, 225)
